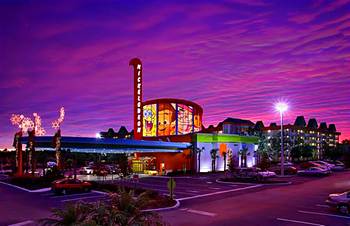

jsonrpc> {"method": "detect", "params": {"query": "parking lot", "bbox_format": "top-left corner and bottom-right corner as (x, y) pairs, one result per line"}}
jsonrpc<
(103, 174), (263, 200)
(161, 171), (350, 226)
(38, 189), (109, 206)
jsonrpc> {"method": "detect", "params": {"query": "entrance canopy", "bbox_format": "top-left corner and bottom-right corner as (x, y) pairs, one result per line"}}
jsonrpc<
(21, 136), (191, 154)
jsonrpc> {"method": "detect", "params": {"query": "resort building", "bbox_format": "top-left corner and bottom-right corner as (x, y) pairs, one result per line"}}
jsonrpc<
(260, 116), (340, 158)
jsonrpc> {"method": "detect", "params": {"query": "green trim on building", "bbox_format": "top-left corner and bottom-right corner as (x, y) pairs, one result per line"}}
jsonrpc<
(196, 133), (258, 144)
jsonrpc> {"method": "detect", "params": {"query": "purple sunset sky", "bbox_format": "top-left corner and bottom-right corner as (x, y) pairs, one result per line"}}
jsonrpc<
(1, 0), (349, 148)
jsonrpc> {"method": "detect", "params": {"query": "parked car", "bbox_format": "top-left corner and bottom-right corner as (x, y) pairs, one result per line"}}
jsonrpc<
(325, 160), (345, 171)
(311, 161), (334, 170)
(277, 161), (294, 166)
(234, 167), (276, 181)
(270, 166), (297, 175)
(79, 166), (94, 175)
(325, 190), (350, 215)
(0, 165), (13, 174)
(47, 161), (57, 168)
(300, 161), (330, 171)
(297, 167), (330, 176)
(52, 178), (92, 195)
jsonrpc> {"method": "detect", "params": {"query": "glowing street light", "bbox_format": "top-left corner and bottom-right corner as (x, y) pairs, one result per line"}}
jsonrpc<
(275, 102), (288, 114)
(275, 102), (288, 176)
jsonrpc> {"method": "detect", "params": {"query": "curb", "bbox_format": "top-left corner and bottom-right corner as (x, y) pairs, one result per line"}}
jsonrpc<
(215, 179), (292, 186)
(92, 190), (108, 195)
(142, 199), (180, 212)
(215, 179), (256, 185)
(0, 181), (50, 193)
(147, 175), (192, 179)
(92, 189), (180, 212)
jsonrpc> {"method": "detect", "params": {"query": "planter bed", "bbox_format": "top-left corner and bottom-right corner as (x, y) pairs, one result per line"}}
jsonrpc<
(8, 174), (64, 190)
(91, 181), (177, 209)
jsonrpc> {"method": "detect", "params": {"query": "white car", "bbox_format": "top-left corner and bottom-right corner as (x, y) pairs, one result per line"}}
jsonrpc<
(258, 170), (276, 178)
(47, 161), (57, 168)
(80, 167), (93, 175)
(277, 161), (294, 166)
(326, 191), (350, 215)
(297, 167), (330, 176)
(326, 160), (345, 171)
(312, 161), (334, 170)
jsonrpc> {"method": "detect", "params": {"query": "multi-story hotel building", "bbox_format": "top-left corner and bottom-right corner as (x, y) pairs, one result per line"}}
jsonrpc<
(259, 116), (340, 158)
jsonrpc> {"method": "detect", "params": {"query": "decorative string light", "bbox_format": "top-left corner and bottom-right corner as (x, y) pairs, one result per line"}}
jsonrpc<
(20, 117), (35, 133)
(33, 113), (46, 136)
(10, 114), (24, 126)
(52, 107), (65, 130)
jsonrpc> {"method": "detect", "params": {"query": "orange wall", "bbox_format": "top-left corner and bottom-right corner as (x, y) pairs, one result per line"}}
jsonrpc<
(138, 151), (194, 172)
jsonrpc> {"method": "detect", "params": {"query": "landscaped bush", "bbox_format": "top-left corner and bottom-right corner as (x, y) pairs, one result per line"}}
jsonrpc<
(166, 169), (193, 176)
(39, 191), (170, 226)
(91, 182), (176, 209)
(9, 169), (64, 190)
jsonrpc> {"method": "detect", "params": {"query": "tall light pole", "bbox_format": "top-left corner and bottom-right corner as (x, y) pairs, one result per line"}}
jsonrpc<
(275, 102), (288, 176)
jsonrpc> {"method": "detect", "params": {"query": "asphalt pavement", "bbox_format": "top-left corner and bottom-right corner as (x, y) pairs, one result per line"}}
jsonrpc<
(0, 172), (349, 226)
(161, 171), (350, 226)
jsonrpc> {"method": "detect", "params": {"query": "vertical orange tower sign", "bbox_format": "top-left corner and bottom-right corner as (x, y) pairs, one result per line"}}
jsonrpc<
(129, 58), (143, 140)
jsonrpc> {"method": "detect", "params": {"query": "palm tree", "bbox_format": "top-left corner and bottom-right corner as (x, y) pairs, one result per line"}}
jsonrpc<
(222, 151), (227, 171)
(39, 190), (167, 226)
(239, 147), (249, 168)
(210, 148), (219, 172)
(193, 147), (204, 173)
(38, 201), (96, 226)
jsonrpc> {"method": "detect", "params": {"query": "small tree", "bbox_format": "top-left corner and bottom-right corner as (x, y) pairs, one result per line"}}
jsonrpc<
(301, 145), (314, 161)
(257, 152), (270, 170)
(256, 135), (269, 165)
(222, 151), (227, 171)
(324, 145), (343, 161)
(228, 154), (238, 174)
(290, 146), (301, 162)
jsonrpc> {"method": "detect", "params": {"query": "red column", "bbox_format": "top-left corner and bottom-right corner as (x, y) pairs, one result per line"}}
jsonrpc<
(129, 58), (143, 140)
(13, 131), (23, 176)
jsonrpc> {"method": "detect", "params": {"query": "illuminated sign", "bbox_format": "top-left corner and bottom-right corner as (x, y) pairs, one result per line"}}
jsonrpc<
(129, 58), (143, 140)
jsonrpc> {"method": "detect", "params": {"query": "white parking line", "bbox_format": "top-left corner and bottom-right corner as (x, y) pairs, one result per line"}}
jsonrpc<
(177, 185), (262, 201)
(8, 220), (34, 226)
(51, 192), (97, 198)
(180, 208), (217, 217)
(61, 195), (105, 202)
(276, 218), (325, 226)
(315, 204), (329, 208)
(187, 209), (217, 217)
(298, 210), (350, 219)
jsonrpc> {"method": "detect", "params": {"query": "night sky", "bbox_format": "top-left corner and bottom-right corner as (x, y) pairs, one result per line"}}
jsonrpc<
(1, 0), (349, 148)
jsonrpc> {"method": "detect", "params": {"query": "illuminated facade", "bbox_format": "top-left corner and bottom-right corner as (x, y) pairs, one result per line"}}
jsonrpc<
(261, 116), (340, 159)
(142, 98), (203, 137)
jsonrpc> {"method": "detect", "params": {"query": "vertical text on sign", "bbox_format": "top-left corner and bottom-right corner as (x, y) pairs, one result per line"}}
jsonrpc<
(136, 64), (142, 136)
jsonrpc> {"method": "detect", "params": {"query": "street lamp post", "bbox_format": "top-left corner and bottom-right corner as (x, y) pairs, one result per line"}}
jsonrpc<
(275, 102), (288, 177)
